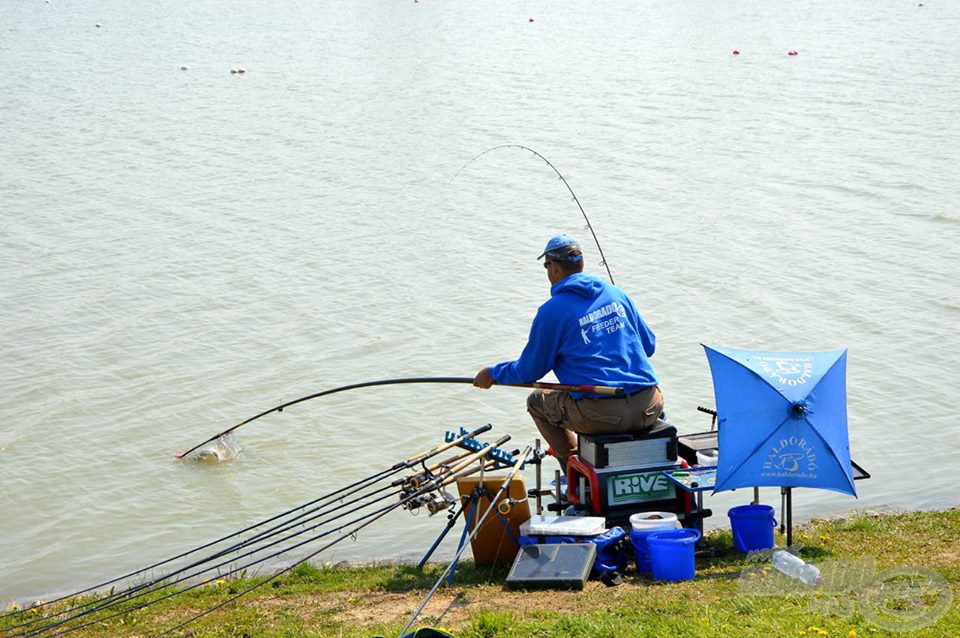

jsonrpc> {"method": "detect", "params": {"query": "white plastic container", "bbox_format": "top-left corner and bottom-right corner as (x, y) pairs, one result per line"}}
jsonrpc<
(629, 511), (680, 531)
(520, 514), (607, 537)
(696, 448), (718, 467)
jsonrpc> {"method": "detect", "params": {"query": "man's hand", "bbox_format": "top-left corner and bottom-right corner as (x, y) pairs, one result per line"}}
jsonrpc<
(473, 367), (495, 389)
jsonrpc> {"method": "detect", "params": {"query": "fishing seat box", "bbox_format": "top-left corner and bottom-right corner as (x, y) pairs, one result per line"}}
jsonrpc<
(567, 424), (693, 528)
(566, 456), (693, 527)
(576, 422), (678, 469)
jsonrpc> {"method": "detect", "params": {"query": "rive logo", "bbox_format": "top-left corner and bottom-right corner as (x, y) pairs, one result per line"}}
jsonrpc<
(756, 356), (814, 387)
(609, 471), (673, 505)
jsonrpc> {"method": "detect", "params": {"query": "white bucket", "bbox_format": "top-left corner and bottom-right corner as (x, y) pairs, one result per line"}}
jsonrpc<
(697, 448), (719, 467)
(629, 511), (680, 531)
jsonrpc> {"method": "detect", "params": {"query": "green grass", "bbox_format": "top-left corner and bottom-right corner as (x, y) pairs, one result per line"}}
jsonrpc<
(3, 509), (957, 637)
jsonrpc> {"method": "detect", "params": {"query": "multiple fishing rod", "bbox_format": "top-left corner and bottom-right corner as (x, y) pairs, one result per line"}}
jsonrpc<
(177, 376), (623, 460)
(400, 445), (534, 637)
(2, 427), (516, 638)
(153, 444), (514, 638)
(456, 144), (616, 285)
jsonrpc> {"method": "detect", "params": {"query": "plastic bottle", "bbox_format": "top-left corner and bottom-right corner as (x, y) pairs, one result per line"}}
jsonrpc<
(772, 550), (823, 586)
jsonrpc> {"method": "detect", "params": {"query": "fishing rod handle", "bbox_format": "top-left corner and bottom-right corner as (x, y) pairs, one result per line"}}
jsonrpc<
(442, 446), (531, 503)
(449, 460), (498, 483)
(530, 381), (623, 395)
(504, 446), (534, 478)
(426, 448), (477, 473)
(500, 381), (624, 395)
(441, 434), (511, 478)
(403, 423), (494, 468)
(442, 444), (506, 480)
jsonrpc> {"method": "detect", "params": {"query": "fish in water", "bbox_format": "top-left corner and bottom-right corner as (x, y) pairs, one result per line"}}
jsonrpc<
(189, 433), (242, 462)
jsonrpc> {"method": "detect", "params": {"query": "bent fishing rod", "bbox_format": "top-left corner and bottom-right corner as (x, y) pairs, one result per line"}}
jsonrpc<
(5, 425), (494, 632)
(177, 377), (622, 459)
(455, 144), (615, 285)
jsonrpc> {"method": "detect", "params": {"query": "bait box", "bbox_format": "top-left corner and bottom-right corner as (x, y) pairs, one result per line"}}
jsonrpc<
(577, 424), (678, 469)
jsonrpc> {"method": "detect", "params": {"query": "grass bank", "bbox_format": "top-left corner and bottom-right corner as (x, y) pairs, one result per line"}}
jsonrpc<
(3, 509), (957, 637)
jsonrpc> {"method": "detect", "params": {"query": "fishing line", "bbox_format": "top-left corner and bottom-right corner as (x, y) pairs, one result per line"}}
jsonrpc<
(454, 144), (615, 285)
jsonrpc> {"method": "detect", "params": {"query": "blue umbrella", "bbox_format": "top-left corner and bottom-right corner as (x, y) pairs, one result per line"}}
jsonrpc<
(702, 345), (856, 498)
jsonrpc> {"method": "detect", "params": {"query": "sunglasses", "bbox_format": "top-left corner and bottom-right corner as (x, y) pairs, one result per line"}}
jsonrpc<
(543, 260), (554, 269)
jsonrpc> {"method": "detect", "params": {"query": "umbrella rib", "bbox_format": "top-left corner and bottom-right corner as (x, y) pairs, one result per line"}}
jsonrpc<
(704, 347), (789, 405)
(802, 416), (857, 494)
(706, 346), (844, 404)
(716, 415), (791, 488)
(801, 352), (855, 493)
(817, 353), (848, 396)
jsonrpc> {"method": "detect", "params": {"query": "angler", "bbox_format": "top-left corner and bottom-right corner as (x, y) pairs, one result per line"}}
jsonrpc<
(474, 234), (664, 475)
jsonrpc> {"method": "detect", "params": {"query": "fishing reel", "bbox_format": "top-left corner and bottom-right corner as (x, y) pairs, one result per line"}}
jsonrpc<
(425, 490), (457, 516)
(404, 471), (431, 492)
(495, 496), (527, 516)
(403, 488), (456, 516)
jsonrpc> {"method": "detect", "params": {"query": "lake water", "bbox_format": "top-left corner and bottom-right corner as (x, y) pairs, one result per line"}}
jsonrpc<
(1, 0), (958, 603)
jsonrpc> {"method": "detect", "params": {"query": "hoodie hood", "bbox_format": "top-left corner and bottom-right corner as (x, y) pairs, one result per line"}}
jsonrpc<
(551, 272), (606, 299)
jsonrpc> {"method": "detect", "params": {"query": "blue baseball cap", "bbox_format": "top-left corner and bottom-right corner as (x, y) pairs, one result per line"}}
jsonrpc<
(537, 234), (583, 262)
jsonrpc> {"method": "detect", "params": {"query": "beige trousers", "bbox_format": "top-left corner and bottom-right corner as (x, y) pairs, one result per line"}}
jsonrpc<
(527, 386), (664, 473)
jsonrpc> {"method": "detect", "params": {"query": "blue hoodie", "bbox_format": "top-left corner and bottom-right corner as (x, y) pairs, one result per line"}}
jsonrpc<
(488, 273), (660, 399)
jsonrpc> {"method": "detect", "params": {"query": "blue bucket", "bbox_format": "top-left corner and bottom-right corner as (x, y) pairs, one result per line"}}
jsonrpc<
(646, 528), (701, 582)
(629, 528), (659, 575)
(728, 504), (777, 553)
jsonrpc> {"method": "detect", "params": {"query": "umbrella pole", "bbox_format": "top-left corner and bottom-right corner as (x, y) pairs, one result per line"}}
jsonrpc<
(786, 487), (793, 547)
(780, 488), (786, 535)
(752, 487), (759, 505)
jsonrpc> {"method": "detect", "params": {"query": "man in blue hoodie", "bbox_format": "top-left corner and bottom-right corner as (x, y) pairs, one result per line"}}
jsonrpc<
(474, 234), (663, 474)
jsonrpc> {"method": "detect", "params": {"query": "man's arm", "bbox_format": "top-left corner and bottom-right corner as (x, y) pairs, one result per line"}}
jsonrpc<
(473, 367), (495, 389)
(474, 305), (561, 387)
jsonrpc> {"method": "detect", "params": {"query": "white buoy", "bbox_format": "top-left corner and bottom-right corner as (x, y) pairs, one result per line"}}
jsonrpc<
(180, 65), (188, 71)
(230, 68), (238, 74)
(95, 23), (101, 28)
(237, 67), (246, 74)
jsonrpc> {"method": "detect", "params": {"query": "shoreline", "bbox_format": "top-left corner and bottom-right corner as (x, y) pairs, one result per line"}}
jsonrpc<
(3, 508), (957, 637)
(4, 504), (923, 605)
